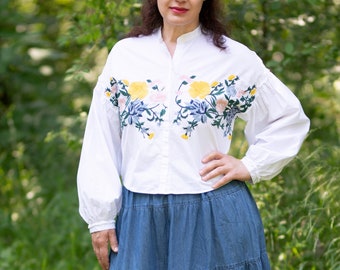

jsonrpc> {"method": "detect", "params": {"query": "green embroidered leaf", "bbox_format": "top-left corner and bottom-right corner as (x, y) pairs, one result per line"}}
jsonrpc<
(206, 108), (216, 118)
(121, 91), (129, 97)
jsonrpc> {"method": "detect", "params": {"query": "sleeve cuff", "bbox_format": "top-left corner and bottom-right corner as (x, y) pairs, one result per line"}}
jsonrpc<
(89, 220), (116, 233)
(241, 156), (261, 184)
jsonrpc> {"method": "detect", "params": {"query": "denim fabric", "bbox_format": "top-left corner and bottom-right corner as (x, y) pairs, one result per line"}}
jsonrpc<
(109, 181), (270, 270)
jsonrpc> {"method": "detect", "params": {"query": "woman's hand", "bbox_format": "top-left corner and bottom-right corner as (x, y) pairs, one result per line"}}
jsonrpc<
(91, 229), (118, 270)
(200, 151), (251, 189)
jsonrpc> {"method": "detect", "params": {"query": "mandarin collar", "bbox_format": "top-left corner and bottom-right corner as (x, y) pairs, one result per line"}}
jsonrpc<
(157, 26), (202, 44)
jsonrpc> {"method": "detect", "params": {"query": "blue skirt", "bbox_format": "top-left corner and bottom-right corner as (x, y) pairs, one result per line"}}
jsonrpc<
(109, 180), (270, 270)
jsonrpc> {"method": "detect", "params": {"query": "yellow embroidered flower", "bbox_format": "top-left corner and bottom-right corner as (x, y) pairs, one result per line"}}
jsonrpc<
(128, 81), (149, 100)
(148, 133), (155, 139)
(181, 134), (189, 140)
(211, 81), (219, 87)
(188, 81), (210, 99)
(122, 80), (129, 86)
(228, 74), (237, 81)
(250, 88), (257, 96)
(105, 91), (111, 98)
(227, 134), (232, 140)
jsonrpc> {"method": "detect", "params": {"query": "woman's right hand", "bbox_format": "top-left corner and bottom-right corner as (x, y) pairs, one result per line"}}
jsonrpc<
(91, 229), (119, 270)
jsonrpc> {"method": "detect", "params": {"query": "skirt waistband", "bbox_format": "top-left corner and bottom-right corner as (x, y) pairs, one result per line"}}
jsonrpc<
(121, 180), (246, 208)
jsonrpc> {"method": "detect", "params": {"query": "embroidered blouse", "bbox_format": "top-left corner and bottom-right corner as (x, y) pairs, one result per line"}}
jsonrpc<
(77, 27), (310, 233)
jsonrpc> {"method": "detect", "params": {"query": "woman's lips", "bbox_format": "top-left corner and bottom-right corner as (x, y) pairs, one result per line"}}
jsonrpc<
(170, 7), (189, 14)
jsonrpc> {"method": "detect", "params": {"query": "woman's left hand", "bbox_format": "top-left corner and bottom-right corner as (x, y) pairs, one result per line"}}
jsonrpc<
(200, 151), (251, 189)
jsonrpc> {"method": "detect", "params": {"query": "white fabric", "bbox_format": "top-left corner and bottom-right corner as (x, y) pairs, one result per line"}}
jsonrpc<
(77, 27), (310, 232)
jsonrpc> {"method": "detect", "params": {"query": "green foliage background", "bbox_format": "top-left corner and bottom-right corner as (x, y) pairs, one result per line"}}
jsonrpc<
(0, 0), (339, 269)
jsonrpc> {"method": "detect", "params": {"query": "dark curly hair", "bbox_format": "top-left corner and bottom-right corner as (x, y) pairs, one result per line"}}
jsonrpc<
(127, 0), (229, 50)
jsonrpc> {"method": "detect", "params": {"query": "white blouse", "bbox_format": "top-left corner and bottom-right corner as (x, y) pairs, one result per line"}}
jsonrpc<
(77, 27), (310, 233)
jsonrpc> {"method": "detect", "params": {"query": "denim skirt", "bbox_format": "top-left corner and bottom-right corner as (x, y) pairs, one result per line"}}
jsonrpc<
(109, 180), (270, 270)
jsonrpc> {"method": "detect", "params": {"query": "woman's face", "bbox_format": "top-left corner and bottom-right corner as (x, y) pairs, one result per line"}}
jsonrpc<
(157, 0), (204, 32)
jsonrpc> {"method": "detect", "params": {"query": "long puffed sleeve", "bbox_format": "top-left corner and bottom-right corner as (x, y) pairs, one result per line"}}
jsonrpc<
(77, 53), (122, 233)
(240, 69), (310, 184)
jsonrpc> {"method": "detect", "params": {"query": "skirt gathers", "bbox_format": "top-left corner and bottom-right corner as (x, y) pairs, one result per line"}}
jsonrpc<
(109, 180), (270, 270)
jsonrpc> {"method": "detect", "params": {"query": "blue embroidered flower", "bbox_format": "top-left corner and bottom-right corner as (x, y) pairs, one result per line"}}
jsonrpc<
(226, 85), (237, 96)
(188, 100), (208, 123)
(125, 100), (146, 125)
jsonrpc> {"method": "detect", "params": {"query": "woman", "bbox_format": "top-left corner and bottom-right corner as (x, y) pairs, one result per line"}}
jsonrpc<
(77, 0), (310, 269)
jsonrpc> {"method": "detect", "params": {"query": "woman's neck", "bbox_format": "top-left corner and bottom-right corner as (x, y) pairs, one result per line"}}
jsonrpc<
(161, 24), (198, 57)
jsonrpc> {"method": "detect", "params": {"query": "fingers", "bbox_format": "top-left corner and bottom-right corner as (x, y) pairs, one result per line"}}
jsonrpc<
(200, 151), (251, 188)
(200, 159), (226, 181)
(92, 229), (116, 270)
(201, 151), (224, 164)
(199, 151), (230, 181)
(212, 175), (233, 189)
(108, 229), (119, 253)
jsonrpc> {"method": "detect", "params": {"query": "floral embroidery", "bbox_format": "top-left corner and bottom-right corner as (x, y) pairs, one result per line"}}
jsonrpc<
(105, 78), (166, 139)
(105, 74), (256, 140)
(189, 81), (211, 99)
(128, 81), (149, 100)
(173, 75), (256, 139)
